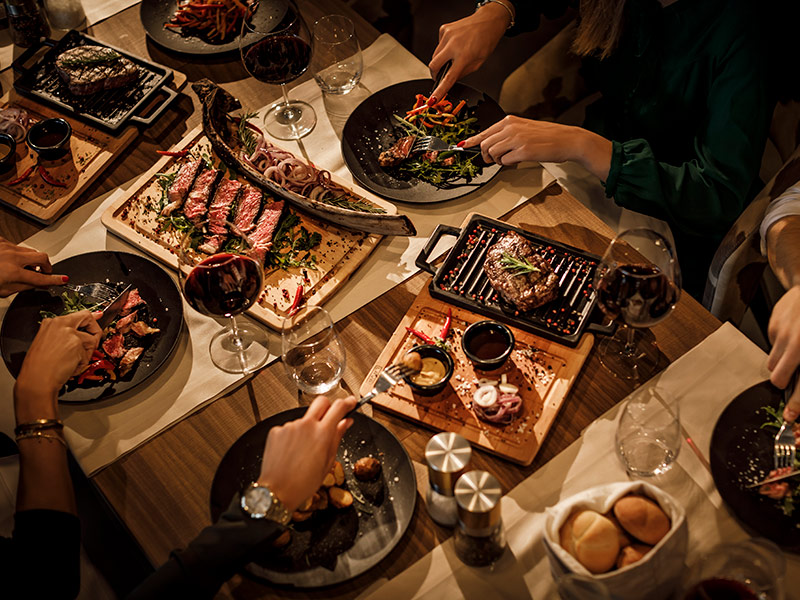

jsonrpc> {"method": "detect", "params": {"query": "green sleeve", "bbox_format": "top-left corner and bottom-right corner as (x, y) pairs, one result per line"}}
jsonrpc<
(603, 35), (772, 239)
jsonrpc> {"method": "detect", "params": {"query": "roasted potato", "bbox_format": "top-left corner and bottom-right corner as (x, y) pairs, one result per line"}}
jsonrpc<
(328, 486), (354, 508)
(353, 456), (381, 481)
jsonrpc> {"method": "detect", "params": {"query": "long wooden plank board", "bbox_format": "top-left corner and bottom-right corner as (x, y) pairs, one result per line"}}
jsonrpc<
(360, 284), (593, 465)
(102, 124), (393, 330)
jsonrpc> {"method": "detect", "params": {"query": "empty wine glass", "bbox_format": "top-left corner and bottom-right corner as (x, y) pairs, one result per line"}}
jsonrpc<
(240, 0), (316, 140)
(594, 228), (681, 382)
(281, 305), (345, 394)
(178, 239), (270, 374)
(311, 14), (363, 95)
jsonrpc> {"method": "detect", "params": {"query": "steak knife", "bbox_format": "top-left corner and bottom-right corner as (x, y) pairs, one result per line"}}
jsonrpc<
(746, 469), (800, 488)
(97, 284), (132, 329)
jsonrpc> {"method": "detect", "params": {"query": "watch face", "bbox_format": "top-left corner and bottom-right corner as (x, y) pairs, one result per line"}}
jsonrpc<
(243, 486), (273, 518)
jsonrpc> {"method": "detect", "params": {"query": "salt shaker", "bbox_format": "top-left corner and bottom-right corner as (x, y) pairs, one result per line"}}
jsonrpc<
(453, 470), (506, 566)
(424, 432), (471, 527)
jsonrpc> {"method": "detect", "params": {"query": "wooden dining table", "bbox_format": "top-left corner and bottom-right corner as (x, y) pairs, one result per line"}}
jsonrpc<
(0, 2), (720, 598)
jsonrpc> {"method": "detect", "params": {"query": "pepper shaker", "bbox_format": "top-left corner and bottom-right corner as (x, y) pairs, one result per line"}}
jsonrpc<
(424, 432), (471, 527)
(453, 470), (506, 566)
(5, 0), (50, 47)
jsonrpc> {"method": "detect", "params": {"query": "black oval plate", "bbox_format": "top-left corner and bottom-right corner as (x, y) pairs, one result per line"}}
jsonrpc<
(341, 80), (505, 204)
(140, 0), (286, 56)
(0, 251), (184, 404)
(709, 381), (800, 552)
(210, 407), (417, 588)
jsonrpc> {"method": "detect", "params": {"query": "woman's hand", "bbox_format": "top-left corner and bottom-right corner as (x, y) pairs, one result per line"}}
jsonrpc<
(0, 237), (66, 297)
(428, 3), (510, 102)
(462, 115), (613, 180)
(767, 286), (800, 421)
(257, 395), (356, 513)
(14, 310), (102, 421)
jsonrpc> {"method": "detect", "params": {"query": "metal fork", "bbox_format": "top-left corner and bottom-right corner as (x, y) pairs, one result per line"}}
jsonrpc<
(48, 282), (119, 305)
(775, 375), (799, 469)
(411, 135), (481, 155)
(347, 363), (416, 418)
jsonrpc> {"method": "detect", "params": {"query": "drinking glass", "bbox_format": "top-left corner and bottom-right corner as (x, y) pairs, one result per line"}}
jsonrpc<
(616, 388), (681, 477)
(178, 242), (269, 374)
(594, 228), (681, 381)
(311, 14), (363, 95)
(240, 0), (316, 140)
(281, 306), (346, 394)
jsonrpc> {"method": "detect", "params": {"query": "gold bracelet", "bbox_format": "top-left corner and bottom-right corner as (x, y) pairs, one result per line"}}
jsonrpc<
(15, 431), (67, 448)
(476, 0), (516, 29)
(14, 418), (63, 437)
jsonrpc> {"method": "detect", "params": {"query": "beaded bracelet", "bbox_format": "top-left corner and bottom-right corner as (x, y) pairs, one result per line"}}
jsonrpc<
(14, 418), (64, 437)
(476, 0), (516, 29)
(16, 431), (67, 448)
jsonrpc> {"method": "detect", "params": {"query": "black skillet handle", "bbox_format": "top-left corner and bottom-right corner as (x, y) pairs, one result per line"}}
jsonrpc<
(128, 85), (179, 126)
(12, 38), (57, 74)
(586, 320), (618, 337)
(415, 224), (462, 275)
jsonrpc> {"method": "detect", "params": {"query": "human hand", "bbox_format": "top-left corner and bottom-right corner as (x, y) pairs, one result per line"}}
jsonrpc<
(767, 286), (800, 421)
(257, 395), (357, 513)
(0, 237), (66, 297)
(428, 4), (509, 102)
(14, 310), (102, 421)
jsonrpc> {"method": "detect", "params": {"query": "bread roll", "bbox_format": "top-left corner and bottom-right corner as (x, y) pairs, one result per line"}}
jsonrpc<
(613, 495), (670, 545)
(605, 511), (633, 548)
(616, 543), (652, 568)
(559, 509), (620, 574)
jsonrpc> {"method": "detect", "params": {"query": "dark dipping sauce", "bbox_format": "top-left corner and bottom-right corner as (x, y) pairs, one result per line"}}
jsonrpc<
(468, 329), (509, 360)
(461, 320), (514, 371)
(35, 131), (68, 147)
(0, 143), (11, 160)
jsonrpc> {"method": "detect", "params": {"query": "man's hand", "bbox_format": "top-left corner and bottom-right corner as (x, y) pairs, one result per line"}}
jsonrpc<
(0, 237), (66, 297)
(768, 286), (800, 421)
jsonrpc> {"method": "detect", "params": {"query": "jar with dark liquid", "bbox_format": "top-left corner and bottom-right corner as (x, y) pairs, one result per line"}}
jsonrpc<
(5, 0), (50, 47)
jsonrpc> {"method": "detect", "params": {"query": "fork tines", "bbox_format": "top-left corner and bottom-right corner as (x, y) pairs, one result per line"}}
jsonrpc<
(774, 420), (796, 469)
(385, 363), (416, 381)
(411, 136), (432, 154)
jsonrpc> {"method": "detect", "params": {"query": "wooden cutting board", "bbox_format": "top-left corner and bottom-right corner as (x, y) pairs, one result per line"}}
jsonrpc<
(360, 284), (594, 466)
(102, 124), (393, 330)
(0, 72), (186, 224)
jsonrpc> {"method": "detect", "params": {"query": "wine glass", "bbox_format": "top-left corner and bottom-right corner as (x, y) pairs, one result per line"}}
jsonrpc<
(240, 0), (316, 140)
(178, 241), (270, 374)
(310, 14), (363, 95)
(593, 228), (681, 381)
(281, 306), (345, 395)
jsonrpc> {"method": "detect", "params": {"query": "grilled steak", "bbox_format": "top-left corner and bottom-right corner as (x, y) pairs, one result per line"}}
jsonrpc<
(232, 185), (263, 235)
(55, 45), (139, 96)
(199, 178), (242, 254)
(183, 168), (221, 228)
(249, 199), (284, 263)
(378, 136), (415, 168)
(483, 231), (560, 311)
(162, 160), (202, 216)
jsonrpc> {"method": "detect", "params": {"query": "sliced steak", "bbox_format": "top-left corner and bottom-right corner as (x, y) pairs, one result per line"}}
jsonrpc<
(483, 231), (560, 311)
(378, 136), (415, 167)
(248, 199), (284, 263)
(162, 160), (202, 216)
(121, 288), (145, 315)
(102, 333), (125, 359)
(198, 178), (242, 254)
(55, 45), (139, 96)
(232, 184), (263, 234)
(130, 321), (160, 337)
(183, 168), (221, 228)
(119, 347), (144, 377)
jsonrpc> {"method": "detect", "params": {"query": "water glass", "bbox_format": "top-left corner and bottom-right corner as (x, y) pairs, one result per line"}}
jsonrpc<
(616, 388), (681, 477)
(311, 15), (363, 94)
(281, 306), (346, 394)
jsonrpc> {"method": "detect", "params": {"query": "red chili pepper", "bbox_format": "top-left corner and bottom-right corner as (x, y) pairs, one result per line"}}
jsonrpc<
(38, 166), (67, 187)
(8, 165), (35, 185)
(287, 284), (303, 316)
(440, 308), (452, 340)
(157, 149), (189, 157)
(405, 327), (435, 345)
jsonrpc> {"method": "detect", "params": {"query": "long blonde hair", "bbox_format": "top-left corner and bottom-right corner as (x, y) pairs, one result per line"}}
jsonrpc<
(572, 0), (627, 59)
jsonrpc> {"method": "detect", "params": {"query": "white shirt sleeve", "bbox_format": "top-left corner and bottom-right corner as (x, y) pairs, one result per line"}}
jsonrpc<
(760, 183), (800, 255)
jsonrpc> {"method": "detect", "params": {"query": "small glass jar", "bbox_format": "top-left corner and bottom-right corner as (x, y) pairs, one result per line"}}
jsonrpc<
(43, 0), (85, 30)
(5, 0), (50, 47)
(453, 470), (506, 567)
(424, 432), (471, 527)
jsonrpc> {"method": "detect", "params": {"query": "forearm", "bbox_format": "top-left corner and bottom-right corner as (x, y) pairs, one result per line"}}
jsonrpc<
(574, 128), (612, 181)
(767, 215), (800, 289)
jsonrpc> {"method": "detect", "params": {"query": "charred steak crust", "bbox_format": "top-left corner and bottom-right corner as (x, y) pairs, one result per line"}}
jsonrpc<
(55, 46), (139, 96)
(483, 231), (560, 311)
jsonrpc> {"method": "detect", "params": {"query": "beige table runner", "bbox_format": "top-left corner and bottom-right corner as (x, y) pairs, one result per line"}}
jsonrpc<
(360, 323), (800, 599)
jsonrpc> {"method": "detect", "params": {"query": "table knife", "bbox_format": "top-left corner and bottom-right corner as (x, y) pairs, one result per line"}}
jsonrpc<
(430, 59), (452, 97)
(746, 468), (800, 488)
(96, 284), (132, 329)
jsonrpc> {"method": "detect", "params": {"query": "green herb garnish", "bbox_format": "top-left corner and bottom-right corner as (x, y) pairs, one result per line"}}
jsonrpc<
(237, 111), (259, 156)
(322, 194), (386, 214)
(499, 252), (541, 277)
(39, 291), (103, 321)
(58, 49), (121, 67)
(266, 211), (322, 271)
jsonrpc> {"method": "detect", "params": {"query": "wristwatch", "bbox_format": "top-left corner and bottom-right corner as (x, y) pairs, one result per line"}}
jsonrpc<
(240, 482), (291, 525)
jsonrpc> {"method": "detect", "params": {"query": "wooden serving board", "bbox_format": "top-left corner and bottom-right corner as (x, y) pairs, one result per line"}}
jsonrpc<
(102, 124), (391, 330)
(0, 72), (186, 224)
(360, 284), (594, 466)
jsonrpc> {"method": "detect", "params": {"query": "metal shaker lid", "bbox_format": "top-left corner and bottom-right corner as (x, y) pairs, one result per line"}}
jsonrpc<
(425, 432), (471, 496)
(454, 470), (502, 530)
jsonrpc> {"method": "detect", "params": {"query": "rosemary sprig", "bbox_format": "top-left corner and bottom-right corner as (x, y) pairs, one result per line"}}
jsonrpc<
(155, 170), (178, 211)
(499, 251), (540, 277)
(59, 49), (121, 67)
(322, 195), (386, 214)
(237, 111), (260, 156)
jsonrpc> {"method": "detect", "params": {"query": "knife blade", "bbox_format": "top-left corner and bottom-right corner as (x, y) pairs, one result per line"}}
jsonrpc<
(97, 284), (132, 329)
(430, 59), (452, 97)
(746, 469), (800, 488)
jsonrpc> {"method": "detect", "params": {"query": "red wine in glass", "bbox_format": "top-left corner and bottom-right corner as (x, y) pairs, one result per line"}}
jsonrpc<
(596, 263), (679, 329)
(242, 35), (311, 85)
(183, 253), (262, 317)
(683, 578), (758, 600)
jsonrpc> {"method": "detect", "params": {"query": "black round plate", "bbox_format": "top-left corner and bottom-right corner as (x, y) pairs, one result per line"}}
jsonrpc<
(341, 80), (505, 204)
(210, 407), (417, 587)
(0, 251), (184, 404)
(709, 381), (800, 552)
(140, 0), (285, 56)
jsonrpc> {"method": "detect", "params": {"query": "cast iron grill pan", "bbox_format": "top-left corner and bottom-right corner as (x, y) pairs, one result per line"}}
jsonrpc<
(12, 30), (177, 133)
(415, 215), (614, 347)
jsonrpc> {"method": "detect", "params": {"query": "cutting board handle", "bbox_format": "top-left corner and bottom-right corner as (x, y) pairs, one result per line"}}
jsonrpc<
(12, 38), (56, 74)
(415, 224), (462, 274)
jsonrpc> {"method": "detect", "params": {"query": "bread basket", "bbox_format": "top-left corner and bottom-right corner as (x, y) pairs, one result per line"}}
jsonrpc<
(542, 481), (688, 600)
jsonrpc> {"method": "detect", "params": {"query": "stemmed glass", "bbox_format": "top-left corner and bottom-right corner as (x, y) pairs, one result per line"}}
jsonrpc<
(310, 15), (363, 95)
(593, 228), (681, 381)
(240, 0), (316, 140)
(281, 306), (346, 395)
(178, 241), (270, 374)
